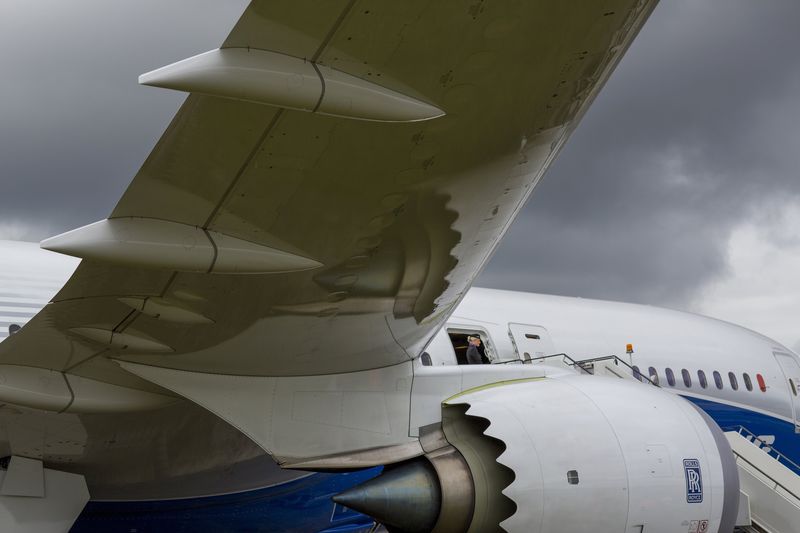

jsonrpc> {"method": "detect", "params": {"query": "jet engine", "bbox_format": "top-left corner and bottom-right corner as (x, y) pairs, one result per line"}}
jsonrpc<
(335, 376), (740, 533)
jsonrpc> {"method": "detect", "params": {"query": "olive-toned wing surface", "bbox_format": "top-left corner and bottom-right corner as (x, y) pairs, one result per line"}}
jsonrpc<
(1, 1), (656, 388)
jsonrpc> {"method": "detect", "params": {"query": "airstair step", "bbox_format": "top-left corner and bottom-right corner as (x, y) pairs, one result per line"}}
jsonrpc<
(734, 525), (767, 533)
(726, 430), (800, 533)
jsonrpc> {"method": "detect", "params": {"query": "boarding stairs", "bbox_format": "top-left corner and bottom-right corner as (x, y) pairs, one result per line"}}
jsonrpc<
(725, 427), (800, 533)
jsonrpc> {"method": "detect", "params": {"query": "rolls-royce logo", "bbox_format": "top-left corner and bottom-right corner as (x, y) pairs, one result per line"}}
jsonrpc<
(683, 459), (703, 503)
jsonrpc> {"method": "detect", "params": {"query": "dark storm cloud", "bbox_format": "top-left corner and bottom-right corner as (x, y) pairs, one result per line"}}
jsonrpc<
(479, 1), (800, 307)
(0, 0), (247, 237)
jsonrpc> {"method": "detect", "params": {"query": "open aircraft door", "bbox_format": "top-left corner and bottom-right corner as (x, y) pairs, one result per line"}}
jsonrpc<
(774, 351), (800, 433)
(508, 323), (555, 363)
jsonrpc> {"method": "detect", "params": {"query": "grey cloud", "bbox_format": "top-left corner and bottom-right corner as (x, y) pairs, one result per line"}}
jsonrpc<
(479, 0), (800, 308)
(0, 0), (247, 234)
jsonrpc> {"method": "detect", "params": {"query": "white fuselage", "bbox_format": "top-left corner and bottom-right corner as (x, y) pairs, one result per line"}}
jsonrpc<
(0, 240), (79, 341)
(426, 287), (800, 465)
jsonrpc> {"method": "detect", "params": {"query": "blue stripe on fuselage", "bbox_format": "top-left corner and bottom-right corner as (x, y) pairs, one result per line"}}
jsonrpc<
(683, 395), (800, 475)
(70, 468), (381, 533)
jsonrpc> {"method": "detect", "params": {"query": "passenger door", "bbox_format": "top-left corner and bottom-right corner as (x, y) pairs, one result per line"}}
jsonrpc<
(773, 351), (800, 433)
(508, 323), (555, 363)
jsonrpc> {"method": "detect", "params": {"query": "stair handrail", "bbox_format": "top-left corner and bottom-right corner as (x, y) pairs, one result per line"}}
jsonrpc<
(522, 353), (594, 375)
(731, 425), (800, 474)
(730, 446), (800, 504)
(524, 353), (659, 386)
(571, 355), (660, 387)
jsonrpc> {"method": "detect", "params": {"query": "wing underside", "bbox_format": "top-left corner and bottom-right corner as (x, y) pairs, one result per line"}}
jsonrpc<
(0, 0), (656, 497)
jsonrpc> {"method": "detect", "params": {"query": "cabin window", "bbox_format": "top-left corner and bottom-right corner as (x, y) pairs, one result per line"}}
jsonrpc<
(743, 373), (753, 391)
(447, 329), (492, 365)
(790, 378), (798, 397)
(697, 370), (708, 389)
(713, 371), (723, 390)
(632, 365), (643, 382)
(665, 368), (676, 387)
(648, 367), (659, 385)
(682, 369), (692, 387)
(420, 352), (433, 366)
(728, 372), (738, 391)
(756, 373), (767, 392)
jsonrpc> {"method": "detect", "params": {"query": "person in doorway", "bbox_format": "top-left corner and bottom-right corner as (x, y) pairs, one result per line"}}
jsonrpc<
(466, 335), (484, 364)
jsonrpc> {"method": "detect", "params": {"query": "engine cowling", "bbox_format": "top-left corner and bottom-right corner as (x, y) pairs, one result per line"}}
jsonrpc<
(335, 376), (740, 533)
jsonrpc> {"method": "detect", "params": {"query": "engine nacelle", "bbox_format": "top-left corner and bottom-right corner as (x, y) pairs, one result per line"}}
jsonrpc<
(336, 376), (740, 533)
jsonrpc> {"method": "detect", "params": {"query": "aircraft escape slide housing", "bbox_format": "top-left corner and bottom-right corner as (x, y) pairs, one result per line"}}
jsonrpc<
(335, 377), (741, 533)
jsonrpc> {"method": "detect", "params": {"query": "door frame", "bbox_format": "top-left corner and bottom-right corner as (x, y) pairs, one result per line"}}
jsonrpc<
(507, 323), (555, 363)
(773, 351), (800, 433)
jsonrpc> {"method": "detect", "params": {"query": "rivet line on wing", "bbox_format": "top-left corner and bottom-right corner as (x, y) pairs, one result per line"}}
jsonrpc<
(201, 109), (284, 230)
(199, 0), (356, 235)
(311, 0), (357, 63)
(105, 0), (359, 348)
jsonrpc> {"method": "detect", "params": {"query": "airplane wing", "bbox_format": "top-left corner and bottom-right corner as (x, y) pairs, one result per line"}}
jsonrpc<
(0, 1), (655, 395)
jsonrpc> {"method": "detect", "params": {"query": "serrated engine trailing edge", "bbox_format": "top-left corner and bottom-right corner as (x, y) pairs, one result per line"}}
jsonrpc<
(334, 376), (740, 532)
(442, 376), (740, 533)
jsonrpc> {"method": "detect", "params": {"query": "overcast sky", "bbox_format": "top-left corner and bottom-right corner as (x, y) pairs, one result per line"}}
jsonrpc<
(479, 0), (800, 351)
(1, 1), (799, 350)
